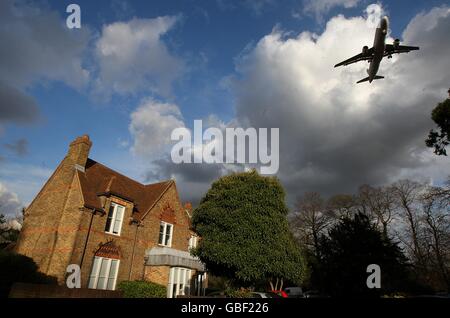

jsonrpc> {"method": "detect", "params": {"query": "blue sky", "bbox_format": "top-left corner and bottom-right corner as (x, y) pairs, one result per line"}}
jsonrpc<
(1, 0), (449, 215)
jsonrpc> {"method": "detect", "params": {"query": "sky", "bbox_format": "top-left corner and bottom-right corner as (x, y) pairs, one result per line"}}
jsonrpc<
(0, 0), (449, 217)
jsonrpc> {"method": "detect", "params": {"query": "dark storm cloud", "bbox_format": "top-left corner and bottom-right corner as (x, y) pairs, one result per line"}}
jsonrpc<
(0, 82), (39, 124)
(231, 7), (450, 204)
(0, 0), (90, 90)
(145, 157), (229, 205)
(146, 157), (223, 184)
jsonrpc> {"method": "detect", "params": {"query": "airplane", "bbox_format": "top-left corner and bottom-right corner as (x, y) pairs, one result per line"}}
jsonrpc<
(334, 16), (419, 83)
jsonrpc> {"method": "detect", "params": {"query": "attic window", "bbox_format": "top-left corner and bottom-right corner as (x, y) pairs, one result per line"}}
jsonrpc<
(105, 202), (125, 235)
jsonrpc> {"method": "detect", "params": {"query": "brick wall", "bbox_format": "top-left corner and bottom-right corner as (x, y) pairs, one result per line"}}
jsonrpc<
(144, 266), (170, 286)
(14, 136), (91, 283)
(9, 283), (122, 298)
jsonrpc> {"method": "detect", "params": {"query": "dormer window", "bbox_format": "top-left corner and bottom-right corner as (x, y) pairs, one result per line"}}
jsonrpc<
(105, 202), (125, 235)
(159, 221), (173, 247)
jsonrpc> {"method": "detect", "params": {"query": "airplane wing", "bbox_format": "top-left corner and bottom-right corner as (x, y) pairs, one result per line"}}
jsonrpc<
(334, 47), (374, 67)
(384, 44), (419, 56)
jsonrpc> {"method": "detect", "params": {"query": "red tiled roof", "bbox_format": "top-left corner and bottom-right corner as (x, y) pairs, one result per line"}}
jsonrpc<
(77, 158), (172, 220)
(95, 240), (121, 259)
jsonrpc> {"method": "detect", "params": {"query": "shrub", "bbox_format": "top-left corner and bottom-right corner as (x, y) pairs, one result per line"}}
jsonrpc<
(0, 251), (57, 298)
(117, 280), (166, 298)
(225, 287), (253, 298)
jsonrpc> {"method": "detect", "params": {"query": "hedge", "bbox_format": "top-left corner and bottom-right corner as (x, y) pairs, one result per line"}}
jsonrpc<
(117, 280), (167, 298)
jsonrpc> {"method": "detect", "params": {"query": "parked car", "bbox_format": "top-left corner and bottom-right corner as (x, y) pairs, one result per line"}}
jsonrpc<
(284, 287), (303, 298)
(271, 290), (288, 298)
(250, 292), (283, 298)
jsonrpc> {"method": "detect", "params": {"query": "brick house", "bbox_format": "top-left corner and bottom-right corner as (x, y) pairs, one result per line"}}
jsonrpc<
(15, 135), (206, 297)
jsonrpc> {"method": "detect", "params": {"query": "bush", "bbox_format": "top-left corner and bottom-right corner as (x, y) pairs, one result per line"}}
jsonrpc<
(117, 280), (166, 298)
(225, 287), (253, 298)
(0, 251), (57, 298)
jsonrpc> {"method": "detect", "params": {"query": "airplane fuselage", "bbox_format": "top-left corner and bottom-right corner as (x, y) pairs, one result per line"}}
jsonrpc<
(368, 17), (389, 82)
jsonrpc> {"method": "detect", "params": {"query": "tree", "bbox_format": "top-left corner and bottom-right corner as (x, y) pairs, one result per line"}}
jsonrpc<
(291, 192), (334, 257)
(327, 194), (358, 219)
(391, 180), (427, 269)
(421, 186), (450, 291)
(314, 213), (411, 297)
(191, 170), (305, 289)
(357, 185), (396, 239)
(0, 213), (21, 249)
(426, 98), (450, 156)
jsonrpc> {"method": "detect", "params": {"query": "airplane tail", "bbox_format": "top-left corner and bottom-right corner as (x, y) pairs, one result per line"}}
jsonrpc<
(356, 75), (384, 84)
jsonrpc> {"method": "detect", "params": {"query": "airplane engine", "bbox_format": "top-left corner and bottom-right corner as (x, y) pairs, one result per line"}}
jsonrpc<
(393, 39), (400, 49)
(362, 45), (369, 54)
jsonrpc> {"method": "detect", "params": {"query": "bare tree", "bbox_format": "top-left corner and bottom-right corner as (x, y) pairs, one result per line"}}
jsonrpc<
(391, 179), (427, 268)
(357, 184), (396, 239)
(421, 186), (450, 291)
(327, 194), (358, 219)
(291, 192), (334, 256)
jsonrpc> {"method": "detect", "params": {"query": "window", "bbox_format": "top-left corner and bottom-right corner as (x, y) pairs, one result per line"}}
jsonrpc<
(168, 267), (192, 298)
(88, 256), (120, 290)
(105, 202), (125, 235)
(188, 235), (198, 250)
(158, 221), (173, 247)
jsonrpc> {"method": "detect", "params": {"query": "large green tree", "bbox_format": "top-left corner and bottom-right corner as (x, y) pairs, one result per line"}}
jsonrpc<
(191, 170), (305, 289)
(314, 213), (412, 297)
(426, 98), (450, 156)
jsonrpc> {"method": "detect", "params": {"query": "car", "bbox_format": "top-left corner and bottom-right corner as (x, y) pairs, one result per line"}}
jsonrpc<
(250, 292), (283, 298)
(284, 287), (304, 298)
(270, 290), (288, 298)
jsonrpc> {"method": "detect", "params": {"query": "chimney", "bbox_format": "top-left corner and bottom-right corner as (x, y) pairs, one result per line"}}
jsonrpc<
(184, 202), (192, 212)
(68, 134), (92, 168)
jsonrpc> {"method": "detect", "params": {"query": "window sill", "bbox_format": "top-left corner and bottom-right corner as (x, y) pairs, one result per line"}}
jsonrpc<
(104, 231), (121, 237)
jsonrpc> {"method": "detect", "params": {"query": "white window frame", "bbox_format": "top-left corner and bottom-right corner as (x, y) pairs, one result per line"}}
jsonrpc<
(158, 221), (173, 247)
(168, 267), (192, 298)
(105, 202), (125, 236)
(88, 256), (120, 291)
(188, 235), (198, 250)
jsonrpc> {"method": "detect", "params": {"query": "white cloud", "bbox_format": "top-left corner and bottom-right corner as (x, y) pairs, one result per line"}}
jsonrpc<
(0, 182), (23, 217)
(129, 99), (185, 160)
(94, 16), (184, 99)
(303, 0), (360, 21)
(230, 5), (450, 203)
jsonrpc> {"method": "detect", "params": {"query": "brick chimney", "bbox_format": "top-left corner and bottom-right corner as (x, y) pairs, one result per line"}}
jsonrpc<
(68, 134), (92, 168)
(184, 202), (192, 212)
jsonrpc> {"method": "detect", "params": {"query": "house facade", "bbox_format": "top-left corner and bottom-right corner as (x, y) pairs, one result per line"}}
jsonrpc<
(15, 135), (206, 297)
